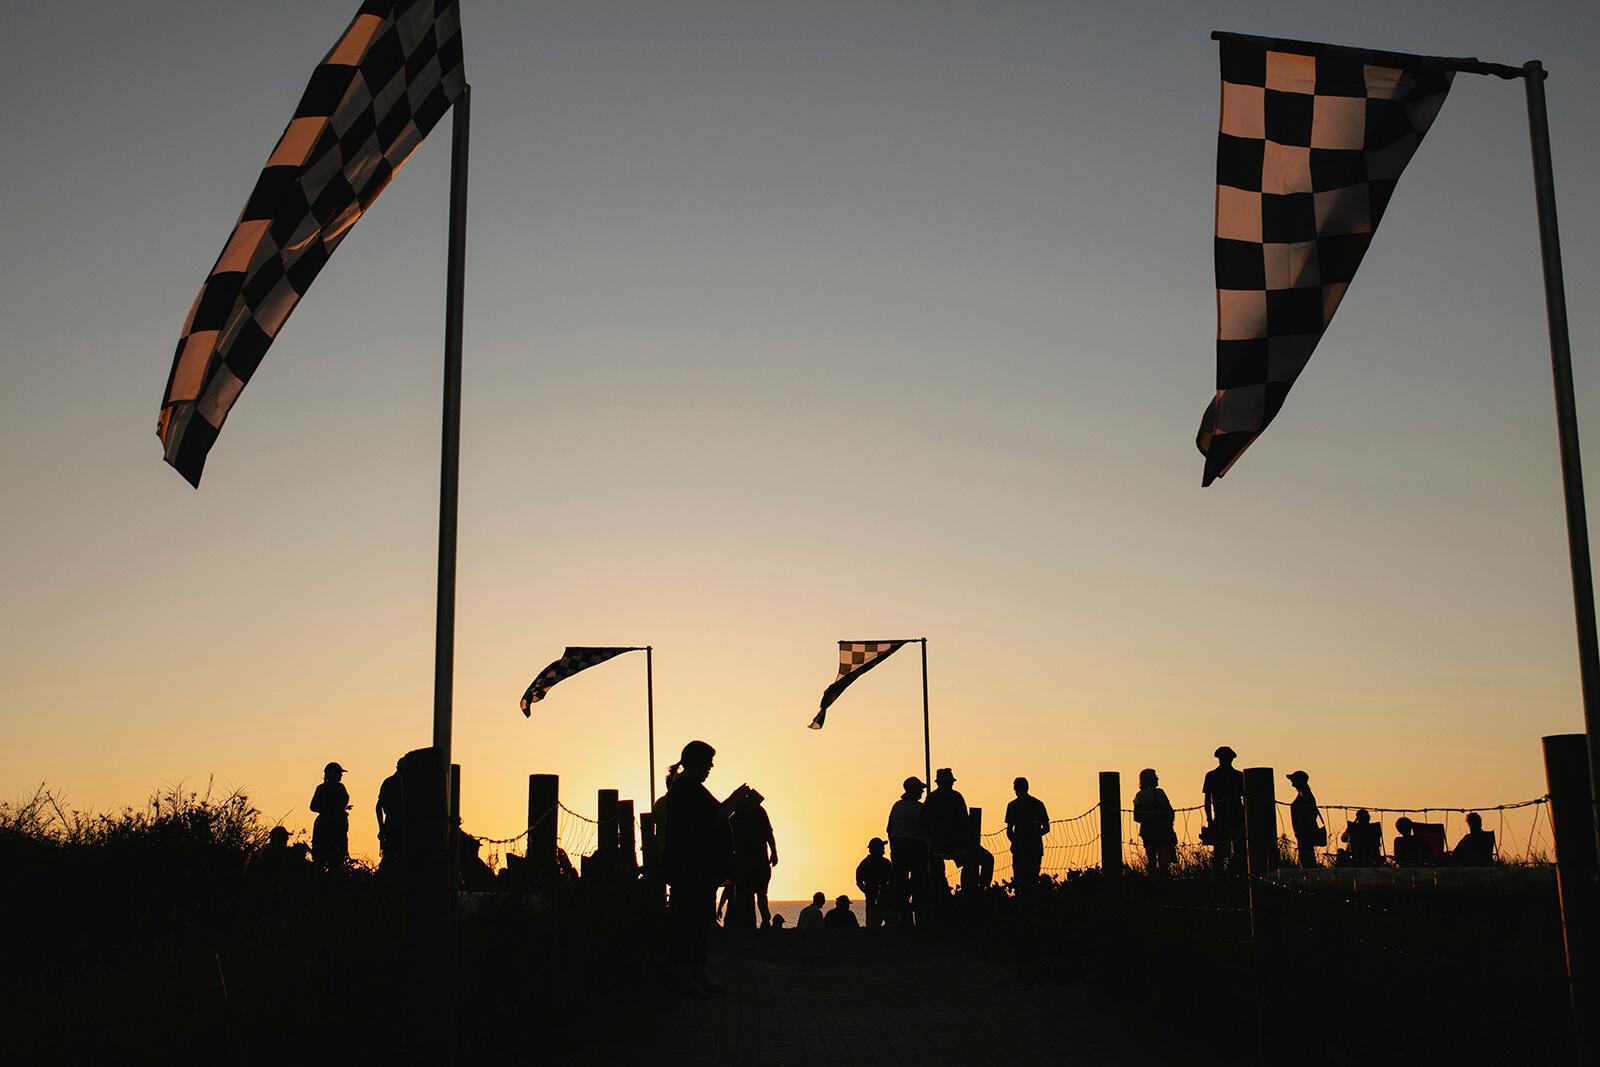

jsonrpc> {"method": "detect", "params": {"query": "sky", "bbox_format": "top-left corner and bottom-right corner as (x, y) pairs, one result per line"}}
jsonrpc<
(1, 0), (1596, 899)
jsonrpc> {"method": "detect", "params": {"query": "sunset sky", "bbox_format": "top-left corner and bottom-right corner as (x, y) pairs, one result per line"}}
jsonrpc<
(2, 1), (1596, 899)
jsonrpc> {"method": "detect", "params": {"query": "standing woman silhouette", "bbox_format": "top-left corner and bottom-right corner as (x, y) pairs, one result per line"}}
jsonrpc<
(655, 740), (751, 995)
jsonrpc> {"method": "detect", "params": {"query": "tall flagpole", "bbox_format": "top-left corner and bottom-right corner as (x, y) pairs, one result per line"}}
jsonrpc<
(1523, 62), (1600, 1050)
(1522, 62), (1600, 845)
(919, 638), (931, 789)
(646, 645), (657, 807)
(433, 84), (470, 861)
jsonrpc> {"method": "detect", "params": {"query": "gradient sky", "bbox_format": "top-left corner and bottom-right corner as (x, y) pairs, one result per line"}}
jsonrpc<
(2, 1), (1596, 898)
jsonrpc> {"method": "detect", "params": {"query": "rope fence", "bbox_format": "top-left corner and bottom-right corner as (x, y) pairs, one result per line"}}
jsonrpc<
(964, 794), (1553, 884)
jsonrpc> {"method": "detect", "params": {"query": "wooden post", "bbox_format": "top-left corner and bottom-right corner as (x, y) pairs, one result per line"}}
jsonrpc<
(640, 811), (664, 907)
(597, 789), (619, 858)
(1545, 733), (1598, 1059)
(619, 800), (637, 873)
(1099, 772), (1121, 879)
(638, 812), (655, 873)
(1243, 768), (1277, 876)
(528, 774), (558, 878)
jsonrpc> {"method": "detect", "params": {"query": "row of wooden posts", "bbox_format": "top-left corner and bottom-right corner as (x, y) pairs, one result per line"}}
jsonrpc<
(519, 742), (1595, 897)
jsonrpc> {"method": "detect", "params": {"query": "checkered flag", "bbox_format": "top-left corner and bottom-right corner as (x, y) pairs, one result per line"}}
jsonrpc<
(521, 647), (643, 716)
(158, 0), (466, 487)
(809, 641), (910, 729)
(1198, 33), (1456, 485)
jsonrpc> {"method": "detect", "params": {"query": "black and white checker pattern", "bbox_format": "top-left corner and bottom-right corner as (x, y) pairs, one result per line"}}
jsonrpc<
(521, 647), (641, 715)
(809, 640), (910, 730)
(159, 0), (466, 487)
(1198, 36), (1455, 485)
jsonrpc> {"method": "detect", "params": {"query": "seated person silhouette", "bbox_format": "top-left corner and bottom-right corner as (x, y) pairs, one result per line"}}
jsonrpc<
(771, 914), (787, 929)
(797, 892), (826, 930)
(1451, 811), (1496, 866)
(1339, 809), (1382, 866)
(1392, 817), (1442, 867)
(1413, 821), (1447, 863)
(825, 895), (860, 928)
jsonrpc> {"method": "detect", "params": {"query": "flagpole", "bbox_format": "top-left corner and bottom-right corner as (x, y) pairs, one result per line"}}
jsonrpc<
(1523, 62), (1600, 1049)
(646, 645), (657, 807)
(433, 83), (470, 871)
(919, 638), (931, 789)
(1522, 62), (1600, 845)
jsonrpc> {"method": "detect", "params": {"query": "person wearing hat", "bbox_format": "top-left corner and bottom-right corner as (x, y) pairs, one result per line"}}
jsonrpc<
(855, 837), (896, 928)
(886, 777), (929, 926)
(1202, 747), (1245, 873)
(1286, 770), (1325, 868)
(925, 768), (972, 899)
(309, 761), (352, 871)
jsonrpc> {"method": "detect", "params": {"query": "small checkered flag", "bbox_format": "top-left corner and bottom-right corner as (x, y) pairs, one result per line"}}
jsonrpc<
(158, 0), (466, 486)
(521, 647), (643, 716)
(1198, 33), (1456, 485)
(809, 641), (910, 730)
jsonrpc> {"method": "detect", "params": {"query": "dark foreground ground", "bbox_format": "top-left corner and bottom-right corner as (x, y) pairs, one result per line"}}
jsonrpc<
(1, 784), (1574, 1066)
(584, 927), (1198, 1066)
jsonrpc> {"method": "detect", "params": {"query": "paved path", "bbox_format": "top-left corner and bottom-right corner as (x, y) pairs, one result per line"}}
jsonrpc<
(585, 929), (1197, 1065)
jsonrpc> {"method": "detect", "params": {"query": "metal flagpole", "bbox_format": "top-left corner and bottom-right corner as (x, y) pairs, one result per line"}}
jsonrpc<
(646, 645), (657, 807)
(1522, 61), (1600, 1052)
(433, 83), (470, 878)
(919, 638), (931, 789)
(1522, 62), (1600, 847)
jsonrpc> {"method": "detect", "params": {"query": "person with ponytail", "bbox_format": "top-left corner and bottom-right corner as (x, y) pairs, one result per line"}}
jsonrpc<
(654, 739), (752, 996)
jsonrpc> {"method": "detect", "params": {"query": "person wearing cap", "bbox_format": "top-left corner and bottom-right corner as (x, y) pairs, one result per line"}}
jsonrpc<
(1286, 770), (1325, 868)
(825, 894), (860, 929)
(309, 761), (352, 871)
(855, 837), (896, 928)
(1202, 747), (1245, 873)
(886, 777), (929, 927)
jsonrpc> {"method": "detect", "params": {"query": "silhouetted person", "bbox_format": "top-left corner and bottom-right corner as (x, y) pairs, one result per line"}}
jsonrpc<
(1004, 777), (1051, 898)
(730, 791), (778, 929)
(247, 825), (310, 888)
(376, 757), (405, 863)
(887, 777), (929, 926)
(925, 767), (971, 896)
(309, 761), (351, 871)
(654, 739), (752, 996)
(1286, 770), (1325, 868)
(797, 891), (826, 930)
(772, 914), (786, 929)
(1451, 812), (1495, 866)
(1132, 768), (1177, 875)
(856, 838), (896, 928)
(1339, 809), (1382, 866)
(1392, 817), (1445, 867)
(1202, 747), (1245, 872)
(826, 895), (859, 928)
(457, 830), (496, 890)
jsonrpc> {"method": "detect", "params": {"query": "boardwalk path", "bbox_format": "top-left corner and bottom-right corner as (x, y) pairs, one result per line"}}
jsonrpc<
(583, 928), (1206, 1066)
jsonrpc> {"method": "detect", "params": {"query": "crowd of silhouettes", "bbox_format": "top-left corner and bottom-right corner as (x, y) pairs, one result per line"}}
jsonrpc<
(247, 739), (1513, 1007)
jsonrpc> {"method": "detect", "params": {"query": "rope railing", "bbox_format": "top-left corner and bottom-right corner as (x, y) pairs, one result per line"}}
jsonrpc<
(466, 801), (639, 875)
(1110, 795), (1553, 871)
(981, 803), (1101, 884)
(961, 793), (1551, 880)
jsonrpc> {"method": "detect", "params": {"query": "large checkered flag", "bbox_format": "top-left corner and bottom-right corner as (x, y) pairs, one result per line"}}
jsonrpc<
(1198, 33), (1456, 485)
(158, 1), (466, 486)
(521, 647), (643, 716)
(809, 641), (910, 729)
